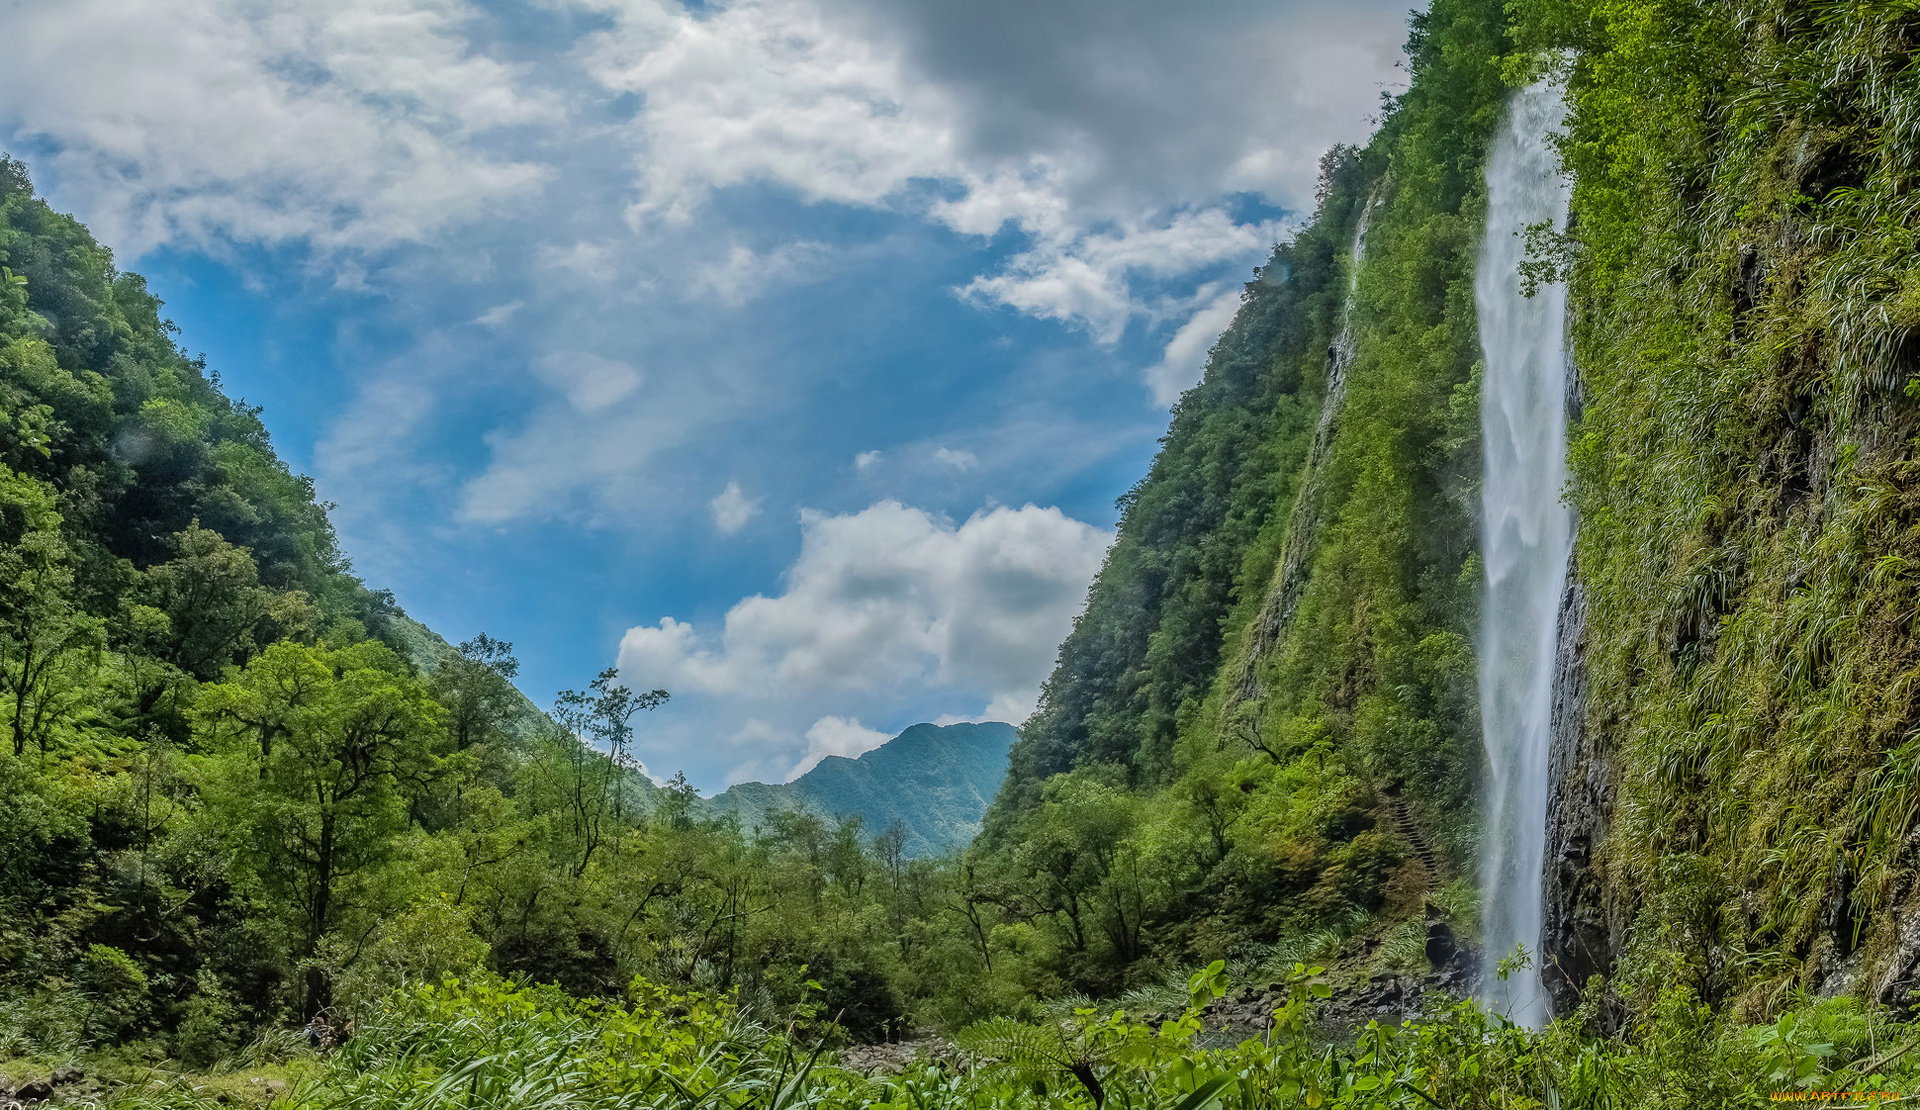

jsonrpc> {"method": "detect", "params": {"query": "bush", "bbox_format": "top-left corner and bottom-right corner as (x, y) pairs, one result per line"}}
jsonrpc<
(81, 944), (150, 1039)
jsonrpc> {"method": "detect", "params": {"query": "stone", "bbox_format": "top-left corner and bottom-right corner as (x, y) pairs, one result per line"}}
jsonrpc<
(1541, 565), (1627, 1022)
(1424, 918), (1459, 970)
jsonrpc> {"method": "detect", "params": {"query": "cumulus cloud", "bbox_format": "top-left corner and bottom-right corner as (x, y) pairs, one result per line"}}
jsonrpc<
(710, 481), (762, 534)
(572, 0), (1350, 349)
(931, 447), (977, 471)
(579, 0), (961, 224)
(790, 716), (891, 779)
(855, 450), (883, 470)
(617, 499), (1110, 706)
(962, 209), (1281, 343)
(1146, 284), (1244, 406)
(0, 0), (554, 254)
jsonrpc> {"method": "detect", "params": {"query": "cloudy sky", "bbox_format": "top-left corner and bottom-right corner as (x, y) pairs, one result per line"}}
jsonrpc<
(0, 0), (1409, 790)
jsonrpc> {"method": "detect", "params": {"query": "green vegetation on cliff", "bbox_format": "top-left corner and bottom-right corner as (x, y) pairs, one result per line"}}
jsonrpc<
(974, 0), (1508, 995)
(1516, 0), (1920, 1017)
(978, 0), (1920, 1043)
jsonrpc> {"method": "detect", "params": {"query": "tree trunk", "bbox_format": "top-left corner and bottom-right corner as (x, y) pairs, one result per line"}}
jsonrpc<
(305, 811), (335, 1016)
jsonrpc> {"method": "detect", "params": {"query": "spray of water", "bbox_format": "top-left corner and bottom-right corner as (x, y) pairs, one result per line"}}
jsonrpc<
(1476, 80), (1572, 1028)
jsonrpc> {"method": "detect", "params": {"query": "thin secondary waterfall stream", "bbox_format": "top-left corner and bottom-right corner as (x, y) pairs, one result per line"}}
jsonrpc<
(1231, 200), (1372, 704)
(1476, 80), (1572, 1028)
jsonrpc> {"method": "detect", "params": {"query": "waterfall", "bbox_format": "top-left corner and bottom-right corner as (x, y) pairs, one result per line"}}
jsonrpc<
(1231, 199), (1372, 704)
(1476, 79), (1572, 1028)
(1319, 200), (1373, 439)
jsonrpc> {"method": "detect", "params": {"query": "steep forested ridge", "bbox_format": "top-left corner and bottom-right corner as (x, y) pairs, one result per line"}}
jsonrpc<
(0, 159), (408, 667)
(976, 0), (1508, 995)
(986, 0), (1920, 1039)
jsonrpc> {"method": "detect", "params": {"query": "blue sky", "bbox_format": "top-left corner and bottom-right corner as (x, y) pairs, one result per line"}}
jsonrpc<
(0, 0), (1408, 790)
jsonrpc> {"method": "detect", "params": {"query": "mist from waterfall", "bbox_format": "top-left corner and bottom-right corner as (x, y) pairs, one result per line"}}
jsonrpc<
(1476, 79), (1572, 1029)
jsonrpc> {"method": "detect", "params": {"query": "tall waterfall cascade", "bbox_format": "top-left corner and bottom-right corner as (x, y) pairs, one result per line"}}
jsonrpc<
(1475, 80), (1573, 1029)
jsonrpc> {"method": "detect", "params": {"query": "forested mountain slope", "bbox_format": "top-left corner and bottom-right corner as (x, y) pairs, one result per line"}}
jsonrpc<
(980, 0), (1920, 1028)
(699, 722), (1016, 857)
(0, 158), (997, 1055)
(974, 0), (1507, 996)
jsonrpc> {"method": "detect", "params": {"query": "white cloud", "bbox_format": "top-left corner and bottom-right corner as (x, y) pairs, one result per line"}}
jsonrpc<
(533, 352), (644, 412)
(855, 450), (883, 470)
(573, 0), (1313, 352)
(1147, 284), (1244, 407)
(963, 210), (1280, 344)
(710, 481), (762, 534)
(457, 399), (698, 525)
(690, 241), (832, 305)
(317, 377), (438, 486)
(0, 0), (554, 254)
(617, 499), (1110, 705)
(579, 0), (962, 225)
(931, 447), (976, 471)
(535, 241), (620, 285)
(473, 300), (524, 327)
(932, 691), (1038, 726)
(789, 715), (891, 779)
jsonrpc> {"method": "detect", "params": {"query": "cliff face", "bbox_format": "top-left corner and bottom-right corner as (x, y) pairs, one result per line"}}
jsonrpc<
(956, 0), (1920, 1017)
(1527, 0), (1920, 1016)
(967, 0), (1514, 991)
(1540, 567), (1623, 1017)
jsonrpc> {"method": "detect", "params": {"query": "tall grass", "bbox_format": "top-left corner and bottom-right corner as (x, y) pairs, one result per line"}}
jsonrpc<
(71, 970), (1920, 1110)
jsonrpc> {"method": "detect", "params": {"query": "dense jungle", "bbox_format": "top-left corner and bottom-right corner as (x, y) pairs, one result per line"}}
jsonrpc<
(10, 0), (1920, 1105)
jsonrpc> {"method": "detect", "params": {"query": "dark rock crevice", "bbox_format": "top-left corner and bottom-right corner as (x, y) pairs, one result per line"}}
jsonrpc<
(1540, 560), (1624, 1018)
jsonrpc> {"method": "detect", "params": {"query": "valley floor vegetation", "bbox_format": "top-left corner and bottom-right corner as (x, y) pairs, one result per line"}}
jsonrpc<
(15, 0), (1920, 1104)
(13, 963), (1920, 1109)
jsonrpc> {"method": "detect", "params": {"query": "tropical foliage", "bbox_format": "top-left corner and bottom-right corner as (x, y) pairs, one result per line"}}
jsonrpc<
(13, 0), (1920, 1102)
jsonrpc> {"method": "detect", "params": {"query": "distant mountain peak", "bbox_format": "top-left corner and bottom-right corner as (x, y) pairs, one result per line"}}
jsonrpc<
(697, 721), (1017, 856)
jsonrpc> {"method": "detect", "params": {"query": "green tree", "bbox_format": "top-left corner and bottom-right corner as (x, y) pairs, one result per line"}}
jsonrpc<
(430, 632), (522, 751)
(550, 669), (667, 877)
(141, 522), (316, 681)
(196, 640), (446, 1013)
(0, 465), (101, 755)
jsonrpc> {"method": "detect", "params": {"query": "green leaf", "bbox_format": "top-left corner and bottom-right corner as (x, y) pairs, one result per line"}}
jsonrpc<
(1165, 1076), (1236, 1110)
